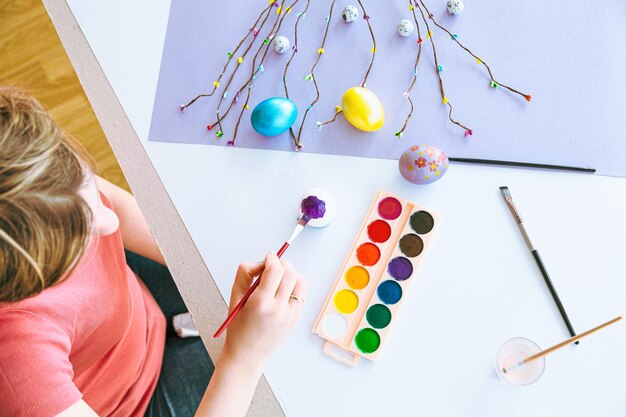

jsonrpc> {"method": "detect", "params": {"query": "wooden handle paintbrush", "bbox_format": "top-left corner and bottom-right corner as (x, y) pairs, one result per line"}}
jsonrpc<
(503, 316), (623, 374)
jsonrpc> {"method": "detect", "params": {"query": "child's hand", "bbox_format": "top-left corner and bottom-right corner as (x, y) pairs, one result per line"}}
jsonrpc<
(198, 253), (308, 415)
(220, 252), (308, 373)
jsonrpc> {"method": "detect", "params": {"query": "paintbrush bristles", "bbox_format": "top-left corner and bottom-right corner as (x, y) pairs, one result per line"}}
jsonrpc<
(502, 361), (523, 374)
(499, 186), (512, 202)
(499, 186), (524, 224)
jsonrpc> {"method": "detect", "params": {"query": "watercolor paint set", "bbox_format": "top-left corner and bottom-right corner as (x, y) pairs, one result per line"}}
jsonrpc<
(313, 191), (439, 365)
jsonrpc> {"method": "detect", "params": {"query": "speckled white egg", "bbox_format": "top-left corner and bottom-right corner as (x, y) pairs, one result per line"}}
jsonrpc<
(446, 0), (464, 15)
(273, 36), (290, 54)
(398, 145), (449, 185)
(342, 5), (359, 23)
(299, 188), (336, 228)
(397, 19), (414, 37)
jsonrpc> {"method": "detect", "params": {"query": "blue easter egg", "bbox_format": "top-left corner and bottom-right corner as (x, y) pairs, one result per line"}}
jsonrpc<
(250, 97), (298, 137)
(399, 145), (449, 185)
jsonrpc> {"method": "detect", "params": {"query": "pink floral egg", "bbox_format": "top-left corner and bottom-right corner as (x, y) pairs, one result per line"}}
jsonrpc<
(399, 145), (449, 185)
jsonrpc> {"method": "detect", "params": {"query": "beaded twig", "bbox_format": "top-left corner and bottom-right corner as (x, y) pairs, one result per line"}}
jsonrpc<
(418, 0), (531, 102)
(396, 0), (531, 137)
(357, 0), (377, 88)
(206, 1), (286, 140)
(229, 0), (301, 145)
(211, 5), (276, 135)
(395, 0), (423, 138)
(317, 0), (376, 129)
(288, 0), (337, 149)
(179, 3), (274, 111)
(414, 0), (472, 135)
(282, 0), (312, 149)
(200, 0), (289, 142)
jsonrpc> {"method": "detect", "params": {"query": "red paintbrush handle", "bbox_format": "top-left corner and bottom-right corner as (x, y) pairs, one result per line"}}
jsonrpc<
(213, 241), (290, 338)
(213, 279), (260, 338)
(276, 241), (289, 257)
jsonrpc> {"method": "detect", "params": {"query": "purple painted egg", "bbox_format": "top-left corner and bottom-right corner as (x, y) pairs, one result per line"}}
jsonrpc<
(399, 145), (449, 185)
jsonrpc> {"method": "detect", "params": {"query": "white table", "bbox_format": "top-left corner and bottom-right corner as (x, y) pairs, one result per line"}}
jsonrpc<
(49, 1), (626, 415)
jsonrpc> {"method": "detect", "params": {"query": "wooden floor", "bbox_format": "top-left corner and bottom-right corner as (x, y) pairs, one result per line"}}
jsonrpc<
(0, 0), (129, 192)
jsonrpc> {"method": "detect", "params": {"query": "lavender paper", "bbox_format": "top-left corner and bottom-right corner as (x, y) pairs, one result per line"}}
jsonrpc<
(149, 0), (626, 177)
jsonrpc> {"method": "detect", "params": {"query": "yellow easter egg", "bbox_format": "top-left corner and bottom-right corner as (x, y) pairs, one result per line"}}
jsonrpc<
(341, 87), (385, 132)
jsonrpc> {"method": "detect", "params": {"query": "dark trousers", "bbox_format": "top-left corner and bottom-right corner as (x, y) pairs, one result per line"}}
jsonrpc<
(124, 251), (214, 417)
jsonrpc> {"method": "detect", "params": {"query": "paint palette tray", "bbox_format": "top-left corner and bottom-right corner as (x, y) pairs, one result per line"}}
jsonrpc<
(313, 191), (439, 366)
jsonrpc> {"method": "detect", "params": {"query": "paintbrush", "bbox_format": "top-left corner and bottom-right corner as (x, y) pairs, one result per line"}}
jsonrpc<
(500, 186), (578, 342)
(213, 195), (329, 338)
(503, 316), (622, 374)
(449, 158), (596, 173)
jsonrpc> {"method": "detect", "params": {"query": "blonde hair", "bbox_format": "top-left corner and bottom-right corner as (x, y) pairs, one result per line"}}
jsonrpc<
(0, 86), (95, 302)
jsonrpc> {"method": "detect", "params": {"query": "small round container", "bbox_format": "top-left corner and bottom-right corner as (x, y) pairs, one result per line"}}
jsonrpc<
(495, 337), (545, 385)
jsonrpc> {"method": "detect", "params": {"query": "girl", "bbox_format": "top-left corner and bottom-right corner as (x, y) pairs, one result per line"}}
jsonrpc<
(0, 86), (308, 417)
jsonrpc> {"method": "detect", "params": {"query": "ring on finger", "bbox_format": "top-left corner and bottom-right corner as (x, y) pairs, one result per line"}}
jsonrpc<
(289, 294), (305, 303)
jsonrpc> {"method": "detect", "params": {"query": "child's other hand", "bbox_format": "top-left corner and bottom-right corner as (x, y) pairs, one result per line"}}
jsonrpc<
(220, 252), (308, 373)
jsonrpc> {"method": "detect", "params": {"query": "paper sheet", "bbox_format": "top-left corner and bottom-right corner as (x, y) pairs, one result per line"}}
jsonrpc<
(149, 0), (626, 177)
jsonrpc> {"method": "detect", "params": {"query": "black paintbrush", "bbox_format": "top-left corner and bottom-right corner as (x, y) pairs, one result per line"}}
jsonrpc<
(499, 186), (578, 343)
(449, 158), (596, 173)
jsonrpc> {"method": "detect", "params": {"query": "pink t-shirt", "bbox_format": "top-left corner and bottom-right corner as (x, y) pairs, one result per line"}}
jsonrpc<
(0, 194), (166, 417)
